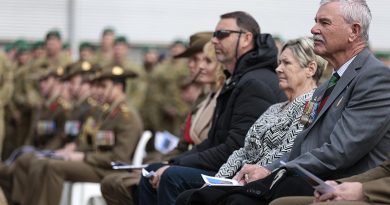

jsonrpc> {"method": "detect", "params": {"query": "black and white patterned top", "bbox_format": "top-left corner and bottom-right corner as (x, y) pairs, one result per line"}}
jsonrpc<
(216, 90), (315, 178)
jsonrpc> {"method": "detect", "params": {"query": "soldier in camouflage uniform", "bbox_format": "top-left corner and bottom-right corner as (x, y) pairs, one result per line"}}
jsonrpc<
(2, 42), (42, 160)
(0, 50), (14, 159)
(31, 30), (71, 73)
(30, 40), (46, 60)
(78, 41), (96, 63)
(95, 27), (115, 68)
(144, 40), (190, 136)
(106, 36), (146, 111)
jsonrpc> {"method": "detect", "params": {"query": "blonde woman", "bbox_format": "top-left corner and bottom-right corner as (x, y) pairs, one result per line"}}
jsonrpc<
(189, 41), (225, 144)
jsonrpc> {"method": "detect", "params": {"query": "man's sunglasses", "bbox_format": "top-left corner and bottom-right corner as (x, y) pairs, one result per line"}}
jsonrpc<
(213, 30), (244, 40)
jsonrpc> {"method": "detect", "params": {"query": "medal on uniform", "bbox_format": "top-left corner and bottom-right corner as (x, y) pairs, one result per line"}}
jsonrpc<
(300, 101), (311, 125)
(37, 120), (56, 135)
(96, 130), (115, 147)
(65, 120), (80, 138)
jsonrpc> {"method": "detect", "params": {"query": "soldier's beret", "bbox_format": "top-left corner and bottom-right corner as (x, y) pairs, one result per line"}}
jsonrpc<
(46, 29), (62, 40)
(114, 36), (129, 46)
(79, 42), (95, 51)
(31, 41), (45, 50)
(102, 27), (115, 36)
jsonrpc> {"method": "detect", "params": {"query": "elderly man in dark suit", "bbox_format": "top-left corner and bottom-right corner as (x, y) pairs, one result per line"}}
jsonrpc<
(176, 1), (390, 205)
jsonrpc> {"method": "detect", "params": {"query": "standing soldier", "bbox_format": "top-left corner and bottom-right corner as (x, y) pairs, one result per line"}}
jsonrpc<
(78, 41), (96, 63)
(30, 40), (46, 62)
(0, 48), (14, 159)
(32, 29), (72, 72)
(95, 27), (115, 67)
(148, 40), (190, 135)
(136, 47), (161, 132)
(109, 36), (145, 110)
(2, 42), (42, 160)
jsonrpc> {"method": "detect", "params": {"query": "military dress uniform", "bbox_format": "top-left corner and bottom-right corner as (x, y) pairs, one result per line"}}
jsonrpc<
(10, 68), (73, 204)
(270, 153), (390, 205)
(62, 60), (101, 144)
(21, 66), (143, 205)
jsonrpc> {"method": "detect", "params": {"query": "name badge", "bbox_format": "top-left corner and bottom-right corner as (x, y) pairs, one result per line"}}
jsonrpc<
(65, 120), (80, 136)
(37, 120), (56, 135)
(96, 130), (115, 146)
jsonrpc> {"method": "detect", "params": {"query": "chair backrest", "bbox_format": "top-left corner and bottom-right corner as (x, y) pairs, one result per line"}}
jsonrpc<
(132, 130), (152, 165)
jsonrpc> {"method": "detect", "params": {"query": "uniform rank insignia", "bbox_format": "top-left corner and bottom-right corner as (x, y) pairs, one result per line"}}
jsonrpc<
(37, 120), (56, 135)
(65, 120), (80, 136)
(96, 130), (115, 146)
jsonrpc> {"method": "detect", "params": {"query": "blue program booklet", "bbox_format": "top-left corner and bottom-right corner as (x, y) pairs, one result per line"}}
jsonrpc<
(201, 174), (243, 186)
(280, 161), (335, 194)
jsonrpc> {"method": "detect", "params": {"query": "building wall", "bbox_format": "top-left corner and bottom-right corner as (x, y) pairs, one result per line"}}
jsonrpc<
(0, 0), (389, 50)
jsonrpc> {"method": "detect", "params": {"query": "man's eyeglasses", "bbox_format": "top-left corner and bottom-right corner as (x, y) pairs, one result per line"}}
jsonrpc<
(213, 30), (244, 40)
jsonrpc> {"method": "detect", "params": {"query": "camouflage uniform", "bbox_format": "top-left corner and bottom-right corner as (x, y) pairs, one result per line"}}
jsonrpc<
(0, 53), (14, 159)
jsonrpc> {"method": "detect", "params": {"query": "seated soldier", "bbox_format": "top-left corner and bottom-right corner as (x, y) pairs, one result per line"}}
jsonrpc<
(9, 58), (98, 205)
(19, 65), (143, 205)
(99, 35), (226, 205)
(270, 153), (390, 205)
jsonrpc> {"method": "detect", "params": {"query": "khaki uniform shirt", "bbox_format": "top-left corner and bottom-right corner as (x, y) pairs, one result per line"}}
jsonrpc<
(31, 96), (72, 150)
(340, 154), (390, 204)
(83, 99), (143, 177)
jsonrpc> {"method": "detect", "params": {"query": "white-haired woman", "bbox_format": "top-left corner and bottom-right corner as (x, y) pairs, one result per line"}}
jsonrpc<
(216, 36), (327, 183)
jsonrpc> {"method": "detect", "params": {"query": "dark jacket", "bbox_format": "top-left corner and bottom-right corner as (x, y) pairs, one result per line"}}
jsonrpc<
(170, 33), (287, 171)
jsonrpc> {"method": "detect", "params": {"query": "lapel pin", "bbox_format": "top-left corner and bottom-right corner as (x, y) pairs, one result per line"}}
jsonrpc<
(336, 96), (344, 107)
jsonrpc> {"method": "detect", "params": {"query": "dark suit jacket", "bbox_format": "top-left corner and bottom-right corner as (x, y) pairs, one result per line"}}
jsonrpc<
(267, 48), (390, 179)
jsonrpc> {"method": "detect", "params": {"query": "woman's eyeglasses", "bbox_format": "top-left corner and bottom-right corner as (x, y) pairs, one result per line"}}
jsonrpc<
(213, 30), (244, 40)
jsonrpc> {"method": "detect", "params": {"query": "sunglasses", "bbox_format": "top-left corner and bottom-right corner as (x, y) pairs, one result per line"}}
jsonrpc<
(213, 30), (244, 40)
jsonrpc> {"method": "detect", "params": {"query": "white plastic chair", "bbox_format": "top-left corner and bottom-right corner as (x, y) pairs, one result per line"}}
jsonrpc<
(59, 130), (153, 205)
(132, 130), (152, 165)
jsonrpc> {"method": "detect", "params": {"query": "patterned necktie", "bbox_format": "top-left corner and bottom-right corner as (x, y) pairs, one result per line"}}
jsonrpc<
(317, 72), (340, 113)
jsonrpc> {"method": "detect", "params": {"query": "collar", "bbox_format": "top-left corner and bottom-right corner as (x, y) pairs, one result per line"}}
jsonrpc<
(334, 55), (357, 77)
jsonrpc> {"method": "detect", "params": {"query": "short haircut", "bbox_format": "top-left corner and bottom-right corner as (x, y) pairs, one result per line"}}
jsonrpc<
(320, 0), (371, 41)
(281, 37), (327, 84)
(220, 11), (260, 38)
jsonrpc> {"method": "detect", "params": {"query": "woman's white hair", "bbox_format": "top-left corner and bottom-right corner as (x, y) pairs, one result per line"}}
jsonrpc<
(320, 0), (371, 41)
(281, 37), (327, 84)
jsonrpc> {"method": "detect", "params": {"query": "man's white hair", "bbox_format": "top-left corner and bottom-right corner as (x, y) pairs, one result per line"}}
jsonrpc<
(320, 0), (372, 41)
